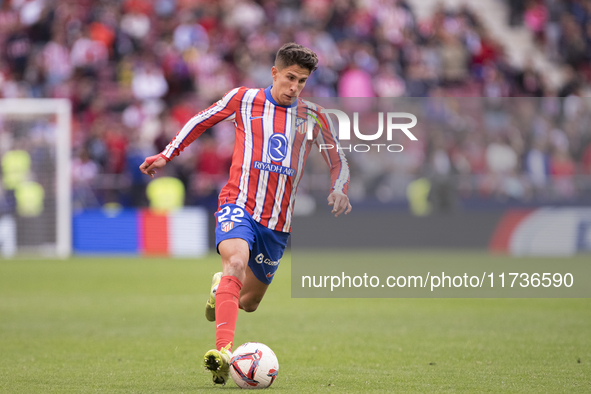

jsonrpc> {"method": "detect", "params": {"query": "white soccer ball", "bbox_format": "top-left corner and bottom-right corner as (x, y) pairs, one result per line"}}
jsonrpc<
(230, 342), (279, 389)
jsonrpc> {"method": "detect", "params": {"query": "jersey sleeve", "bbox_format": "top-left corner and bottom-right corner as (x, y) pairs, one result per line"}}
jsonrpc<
(314, 111), (350, 195)
(161, 87), (241, 160)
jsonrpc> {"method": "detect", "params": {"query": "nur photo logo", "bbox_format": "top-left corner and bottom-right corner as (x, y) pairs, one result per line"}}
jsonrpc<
(299, 107), (419, 153)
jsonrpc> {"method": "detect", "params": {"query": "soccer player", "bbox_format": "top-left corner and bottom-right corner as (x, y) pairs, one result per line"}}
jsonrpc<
(139, 43), (351, 385)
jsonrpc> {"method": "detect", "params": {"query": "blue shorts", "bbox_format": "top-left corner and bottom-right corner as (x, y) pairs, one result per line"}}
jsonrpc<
(215, 204), (290, 285)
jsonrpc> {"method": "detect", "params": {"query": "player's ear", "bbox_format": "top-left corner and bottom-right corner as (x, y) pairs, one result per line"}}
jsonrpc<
(271, 66), (278, 81)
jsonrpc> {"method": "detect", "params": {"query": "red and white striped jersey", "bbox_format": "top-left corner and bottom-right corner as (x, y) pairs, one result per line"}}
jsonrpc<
(161, 86), (350, 232)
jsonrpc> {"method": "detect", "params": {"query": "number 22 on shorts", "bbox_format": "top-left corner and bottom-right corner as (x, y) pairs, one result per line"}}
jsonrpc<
(217, 206), (245, 223)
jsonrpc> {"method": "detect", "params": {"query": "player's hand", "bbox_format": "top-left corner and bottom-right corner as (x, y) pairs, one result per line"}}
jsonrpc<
(327, 191), (352, 217)
(139, 154), (168, 178)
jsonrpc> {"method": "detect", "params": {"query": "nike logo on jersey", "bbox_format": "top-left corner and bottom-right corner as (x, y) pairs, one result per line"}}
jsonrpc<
(250, 116), (264, 120)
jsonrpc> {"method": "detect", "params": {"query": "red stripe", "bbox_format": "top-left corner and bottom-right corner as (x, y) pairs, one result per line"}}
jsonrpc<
(489, 209), (534, 253)
(141, 210), (169, 255)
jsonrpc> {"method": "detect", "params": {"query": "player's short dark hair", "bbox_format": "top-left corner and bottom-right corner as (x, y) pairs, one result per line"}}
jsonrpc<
(275, 43), (318, 74)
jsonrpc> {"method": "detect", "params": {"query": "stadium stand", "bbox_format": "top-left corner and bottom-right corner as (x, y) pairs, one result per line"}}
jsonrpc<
(0, 0), (590, 211)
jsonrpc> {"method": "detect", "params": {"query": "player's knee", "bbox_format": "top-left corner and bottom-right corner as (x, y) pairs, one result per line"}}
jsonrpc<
(224, 257), (247, 277)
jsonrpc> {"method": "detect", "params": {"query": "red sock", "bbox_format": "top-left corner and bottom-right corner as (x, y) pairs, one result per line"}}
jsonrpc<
(215, 275), (242, 351)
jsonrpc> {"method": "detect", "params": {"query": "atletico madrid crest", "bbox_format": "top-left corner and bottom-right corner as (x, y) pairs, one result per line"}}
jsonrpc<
(295, 116), (306, 128)
(221, 221), (234, 232)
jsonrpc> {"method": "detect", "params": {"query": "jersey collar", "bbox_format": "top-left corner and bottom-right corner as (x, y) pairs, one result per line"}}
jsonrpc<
(265, 85), (298, 108)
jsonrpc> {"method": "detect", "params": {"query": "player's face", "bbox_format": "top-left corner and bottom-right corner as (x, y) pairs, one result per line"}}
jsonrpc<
(270, 64), (311, 106)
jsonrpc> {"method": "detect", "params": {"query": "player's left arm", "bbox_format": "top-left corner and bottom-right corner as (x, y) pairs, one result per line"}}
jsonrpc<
(327, 190), (351, 217)
(315, 111), (352, 217)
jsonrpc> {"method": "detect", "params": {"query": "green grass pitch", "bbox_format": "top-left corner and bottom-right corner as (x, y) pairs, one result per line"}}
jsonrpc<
(1, 252), (590, 393)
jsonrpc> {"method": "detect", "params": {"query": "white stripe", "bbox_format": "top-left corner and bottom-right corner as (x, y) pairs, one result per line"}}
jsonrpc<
(163, 88), (239, 159)
(252, 101), (274, 221)
(268, 107), (293, 230)
(236, 89), (259, 207)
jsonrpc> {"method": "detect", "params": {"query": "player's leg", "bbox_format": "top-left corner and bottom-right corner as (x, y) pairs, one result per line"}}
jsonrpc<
(215, 238), (249, 350)
(203, 237), (250, 385)
(205, 253), (271, 320)
(204, 206), (288, 385)
(238, 265), (269, 312)
(204, 252), (270, 384)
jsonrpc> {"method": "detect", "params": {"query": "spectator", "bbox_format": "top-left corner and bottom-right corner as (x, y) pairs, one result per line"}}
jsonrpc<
(120, 9), (150, 42)
(524, 137), (550, 192)
(338, 62), (374, 97)
(439, 33), (469, 85)
(550, 145), (576, 198)
(71, 148), (99, 208)
(42, 30), (72, 87)
(70, 27), (109, 72)
(524, 0), (548, 44)
(131, 63), (168, 101)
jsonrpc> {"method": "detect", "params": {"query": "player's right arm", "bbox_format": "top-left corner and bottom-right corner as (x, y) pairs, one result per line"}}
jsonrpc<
(139, 87), (241, 177)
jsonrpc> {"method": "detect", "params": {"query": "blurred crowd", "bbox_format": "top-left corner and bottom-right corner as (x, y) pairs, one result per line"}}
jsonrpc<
(0, 0), (590, 210)
(509, 0), (591, 79)
(316, 96), (591, 212)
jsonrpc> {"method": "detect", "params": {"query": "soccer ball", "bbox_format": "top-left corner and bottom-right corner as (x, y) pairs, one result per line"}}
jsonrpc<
(229, 342), (279, 389)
